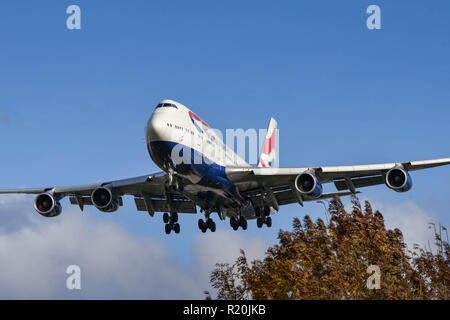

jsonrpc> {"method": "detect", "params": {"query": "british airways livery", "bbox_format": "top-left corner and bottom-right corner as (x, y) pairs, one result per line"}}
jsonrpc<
(1, 100), (449, 234)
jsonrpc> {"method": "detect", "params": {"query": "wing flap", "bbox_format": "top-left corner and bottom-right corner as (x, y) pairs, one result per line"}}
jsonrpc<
(246, 184), (358, 207)
(272, 190), (358, 206)
(334, 175), (385, 191)
(69, 196), (124, 207)
(134, 197), (197, 214)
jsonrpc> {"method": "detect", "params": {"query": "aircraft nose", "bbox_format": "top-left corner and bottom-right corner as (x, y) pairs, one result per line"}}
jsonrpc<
(146, 113), (166, 142)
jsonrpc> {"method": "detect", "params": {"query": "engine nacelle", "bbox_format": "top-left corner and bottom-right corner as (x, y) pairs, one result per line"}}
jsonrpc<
(91, 187), (119, 212)
(294, 172), (323, 198)
(34, 193), (62, 218)
(385, 167), (413, 193)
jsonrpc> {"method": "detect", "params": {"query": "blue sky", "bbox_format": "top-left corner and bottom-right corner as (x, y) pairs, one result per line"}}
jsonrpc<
(0, 1), (449, 298)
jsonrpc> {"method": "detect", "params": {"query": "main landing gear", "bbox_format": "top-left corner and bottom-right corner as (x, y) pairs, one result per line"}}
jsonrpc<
(198, 218), (216, 233)
(163, 212), (180, 235)
(198, 209), (217, 233)
(255, 206), (272, 229)
(256, 216), (272, 228)
(230, 216), (247, 231)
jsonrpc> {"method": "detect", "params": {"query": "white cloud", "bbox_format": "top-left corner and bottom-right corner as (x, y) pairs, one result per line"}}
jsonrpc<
(0, 194), (37, 233)
(0, 195), (267, 299)
(0, 211), (199, 299)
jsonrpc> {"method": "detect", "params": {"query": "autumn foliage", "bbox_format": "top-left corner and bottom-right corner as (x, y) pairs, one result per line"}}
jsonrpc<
(209, 197), (449, 300)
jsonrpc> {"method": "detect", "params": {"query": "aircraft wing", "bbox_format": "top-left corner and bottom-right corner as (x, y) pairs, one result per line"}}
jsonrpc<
(0, 172), (197, 215)
(227, 157), (450, 209)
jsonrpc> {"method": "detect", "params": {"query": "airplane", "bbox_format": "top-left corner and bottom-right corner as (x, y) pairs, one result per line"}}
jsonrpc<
(0, 99), (449, 235)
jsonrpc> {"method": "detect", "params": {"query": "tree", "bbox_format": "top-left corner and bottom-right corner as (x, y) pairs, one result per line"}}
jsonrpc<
(209, 197), (449, 300)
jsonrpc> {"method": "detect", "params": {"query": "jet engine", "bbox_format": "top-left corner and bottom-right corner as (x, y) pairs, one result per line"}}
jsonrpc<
(34, 193), (62, 217)
(91, 187), (119, 212)
(385, 167), (413, 193)
(294, 172), (323, 198)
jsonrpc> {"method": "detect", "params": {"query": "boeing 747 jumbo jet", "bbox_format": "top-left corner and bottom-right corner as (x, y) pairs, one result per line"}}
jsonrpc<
(1, 100), (449, 234)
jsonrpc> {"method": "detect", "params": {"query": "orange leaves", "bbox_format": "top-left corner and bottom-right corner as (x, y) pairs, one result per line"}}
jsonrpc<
(209, 197), (449, 300)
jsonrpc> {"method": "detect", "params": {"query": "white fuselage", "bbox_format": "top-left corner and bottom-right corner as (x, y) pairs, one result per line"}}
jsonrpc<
(144, 100), (254, 218)
(146, 99), (249, 169)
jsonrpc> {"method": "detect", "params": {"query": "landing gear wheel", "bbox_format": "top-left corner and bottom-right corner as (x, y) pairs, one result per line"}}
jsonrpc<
(266, 217), (272, 228)
(163, 213), (170, 224)
(257, 217), (263, 228)
(206, 218), (214, 229)
(165, 224), (171, 234)
(171, 212), (178, 223)
(255, 207), (261, 218)
(173, 223), (180, 234)
(242, 219), (248, 230)
(205, 218), (216, 232)
(230, 217), (238, 231)
(199, 219), (208, 233)
(263, 206), (271, 216)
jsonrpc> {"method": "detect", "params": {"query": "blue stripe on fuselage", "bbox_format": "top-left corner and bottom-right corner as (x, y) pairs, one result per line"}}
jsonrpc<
(149, 141), (225, 177)
(149, 140), (240, 196)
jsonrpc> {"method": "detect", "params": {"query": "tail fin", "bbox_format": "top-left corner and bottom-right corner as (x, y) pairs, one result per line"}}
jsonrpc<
(258, 118), (278, 168)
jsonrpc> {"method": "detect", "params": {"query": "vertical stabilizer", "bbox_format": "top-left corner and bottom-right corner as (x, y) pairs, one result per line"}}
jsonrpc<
(258, 118), (278, 168)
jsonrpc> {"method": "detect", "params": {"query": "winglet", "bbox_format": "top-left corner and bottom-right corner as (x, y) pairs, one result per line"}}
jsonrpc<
(258, 118), (278, 168)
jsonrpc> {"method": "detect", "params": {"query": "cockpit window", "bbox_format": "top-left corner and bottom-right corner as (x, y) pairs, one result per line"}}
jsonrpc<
(156, 103), (178, 109)
(163, 103), (177, 108)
